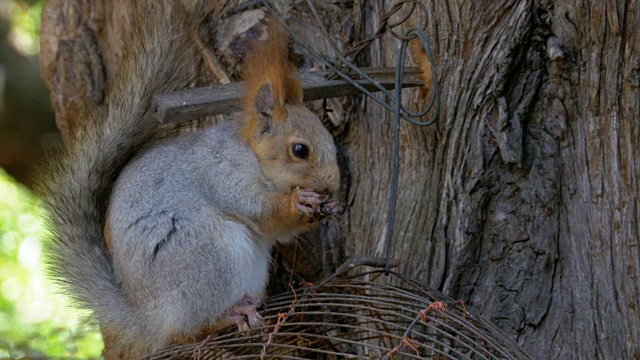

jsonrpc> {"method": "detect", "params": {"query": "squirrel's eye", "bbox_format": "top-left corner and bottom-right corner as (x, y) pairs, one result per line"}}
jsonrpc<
(292, 143), (310, 160)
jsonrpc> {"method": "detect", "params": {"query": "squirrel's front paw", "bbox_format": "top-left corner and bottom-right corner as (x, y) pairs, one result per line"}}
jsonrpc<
(293, 189), (342, 222)
(319, 199), (344, 217)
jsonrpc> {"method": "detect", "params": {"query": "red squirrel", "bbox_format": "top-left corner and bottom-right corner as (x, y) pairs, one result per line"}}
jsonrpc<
(41, 2), (341, 358)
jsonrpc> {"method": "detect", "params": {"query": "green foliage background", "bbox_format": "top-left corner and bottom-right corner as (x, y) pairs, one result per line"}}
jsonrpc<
(1, 0), (103, 358)
(0, 169), (103, 359)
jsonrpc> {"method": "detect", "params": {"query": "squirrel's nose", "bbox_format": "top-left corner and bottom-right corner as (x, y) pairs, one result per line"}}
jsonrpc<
(316, 168), (340, 195)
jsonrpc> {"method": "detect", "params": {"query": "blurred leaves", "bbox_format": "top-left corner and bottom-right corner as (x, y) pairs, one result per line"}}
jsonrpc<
(2, 0), (43, 55)
(0, 168), (103, 359)
(0, 2), (101, 356)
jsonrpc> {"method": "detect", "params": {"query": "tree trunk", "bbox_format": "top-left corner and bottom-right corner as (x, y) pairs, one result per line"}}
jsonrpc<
(39, 0), (639, 359)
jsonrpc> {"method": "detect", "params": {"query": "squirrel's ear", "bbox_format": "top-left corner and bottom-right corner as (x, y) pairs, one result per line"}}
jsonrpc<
(253, 83), (275, 135)
(254, 83), (274, 118)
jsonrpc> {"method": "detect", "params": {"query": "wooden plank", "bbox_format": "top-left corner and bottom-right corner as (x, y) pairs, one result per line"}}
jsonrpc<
(152, 83), (244, 123)
(151, 69), (424, 123)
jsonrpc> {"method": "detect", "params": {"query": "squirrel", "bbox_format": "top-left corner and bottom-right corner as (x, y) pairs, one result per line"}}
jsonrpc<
(40, 2), (341, 359)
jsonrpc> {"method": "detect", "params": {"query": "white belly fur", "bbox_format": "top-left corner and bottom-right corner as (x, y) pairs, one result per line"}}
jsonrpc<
(222, 220), (272, 299)
(153, 219), (272, 343)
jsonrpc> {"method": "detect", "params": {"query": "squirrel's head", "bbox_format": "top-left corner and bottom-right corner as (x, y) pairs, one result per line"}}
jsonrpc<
(239, 16), (340, 197)
(242, 83), (340, 196)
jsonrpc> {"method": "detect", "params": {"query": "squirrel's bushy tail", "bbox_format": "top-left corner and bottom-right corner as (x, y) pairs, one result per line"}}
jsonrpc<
(39, 1), (198, 348)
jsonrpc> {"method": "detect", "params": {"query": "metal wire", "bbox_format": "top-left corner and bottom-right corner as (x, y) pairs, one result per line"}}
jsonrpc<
(147, 268), (532, 360)
(259, 0), (439, 274)
(340, 0), (427, 64)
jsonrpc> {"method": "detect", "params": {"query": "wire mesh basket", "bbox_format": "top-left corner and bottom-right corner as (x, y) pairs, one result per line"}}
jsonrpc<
(148, 260), (532, 360)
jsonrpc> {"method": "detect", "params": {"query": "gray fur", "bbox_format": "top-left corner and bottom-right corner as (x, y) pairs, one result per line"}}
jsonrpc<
(108, 120), (275, 350)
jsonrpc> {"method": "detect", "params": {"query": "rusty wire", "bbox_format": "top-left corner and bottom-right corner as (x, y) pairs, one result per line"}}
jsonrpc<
(262, 0), (438, 123)
(339, 0), (429, 72)
(147, 260), (532, 360)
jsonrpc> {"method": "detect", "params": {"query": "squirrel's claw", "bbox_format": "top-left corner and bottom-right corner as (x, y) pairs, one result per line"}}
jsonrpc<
(223, 314), (251, 333)
(229, 304), (264, 330)
(222, 294), (264, 332)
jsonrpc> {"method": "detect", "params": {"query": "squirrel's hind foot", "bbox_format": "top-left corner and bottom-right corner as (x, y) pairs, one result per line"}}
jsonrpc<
(220, 294), (264, 332)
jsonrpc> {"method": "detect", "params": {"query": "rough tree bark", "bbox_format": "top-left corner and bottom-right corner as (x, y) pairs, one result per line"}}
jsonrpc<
(39, 0), (639, 359)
